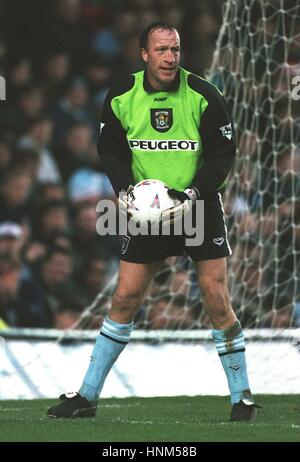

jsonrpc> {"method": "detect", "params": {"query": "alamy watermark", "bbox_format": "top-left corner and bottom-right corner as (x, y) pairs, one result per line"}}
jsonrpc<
(0, 76), (6, 101)
(291, 75), (300, 101)
(96, 198), (204, 246)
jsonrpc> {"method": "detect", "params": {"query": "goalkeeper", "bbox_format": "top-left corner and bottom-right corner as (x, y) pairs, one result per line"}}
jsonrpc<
(48, 21), (260, 422)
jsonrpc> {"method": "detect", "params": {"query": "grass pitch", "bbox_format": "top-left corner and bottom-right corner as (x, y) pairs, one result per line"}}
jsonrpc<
(0, 395), (299, 442)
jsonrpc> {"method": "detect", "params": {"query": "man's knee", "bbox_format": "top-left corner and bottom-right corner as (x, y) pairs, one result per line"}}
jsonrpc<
(112, 288), (144, 311)
(199, 274), (229, 308)
(198, 272), (236, 328)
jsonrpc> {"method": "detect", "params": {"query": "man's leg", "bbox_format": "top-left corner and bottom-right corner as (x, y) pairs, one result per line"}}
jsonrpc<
(79, 260), (162, 401)
(48, 260), (162, 418)
(195, 257), (259, 421)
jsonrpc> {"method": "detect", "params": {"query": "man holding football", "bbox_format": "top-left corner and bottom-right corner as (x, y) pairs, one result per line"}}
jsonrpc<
(48, 21), (260, 421)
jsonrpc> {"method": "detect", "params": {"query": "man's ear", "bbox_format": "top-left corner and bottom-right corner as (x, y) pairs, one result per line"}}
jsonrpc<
(140, 48), (148, 64)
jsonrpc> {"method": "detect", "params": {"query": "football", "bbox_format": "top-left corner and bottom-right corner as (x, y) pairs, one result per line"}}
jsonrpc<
(126, 179), (179, 225)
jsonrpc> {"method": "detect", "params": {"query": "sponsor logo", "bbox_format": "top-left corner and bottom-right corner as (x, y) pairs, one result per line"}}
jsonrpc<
(219, 123), (232, 140)
(151, 108), (173, 132)
(99, 122), (105, 134)
(128, 139), (198, 151)
(154, 97), (167, 101)
(213, 237), (224, 246)
(150, 193), (160, 209)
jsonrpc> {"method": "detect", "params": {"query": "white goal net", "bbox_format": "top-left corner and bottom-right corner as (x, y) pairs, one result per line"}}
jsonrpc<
(209, 0), (300, 329)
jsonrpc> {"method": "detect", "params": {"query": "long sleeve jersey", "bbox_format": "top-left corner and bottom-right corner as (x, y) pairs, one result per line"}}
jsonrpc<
(97, 67), (236, 197)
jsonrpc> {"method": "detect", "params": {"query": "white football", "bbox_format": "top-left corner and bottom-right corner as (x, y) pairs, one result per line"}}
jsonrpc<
(127, 179), (179, 224)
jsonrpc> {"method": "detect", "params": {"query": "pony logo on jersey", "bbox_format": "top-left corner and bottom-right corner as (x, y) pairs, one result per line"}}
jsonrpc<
(151, 108), (173, 132)
(219, 123), (232, 140)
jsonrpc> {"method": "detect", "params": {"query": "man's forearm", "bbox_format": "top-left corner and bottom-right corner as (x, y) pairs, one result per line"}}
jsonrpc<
(190, 145), (235, 197)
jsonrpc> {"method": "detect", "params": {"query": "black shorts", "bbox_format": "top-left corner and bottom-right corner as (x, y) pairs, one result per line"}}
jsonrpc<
(120, 193), (231, 263)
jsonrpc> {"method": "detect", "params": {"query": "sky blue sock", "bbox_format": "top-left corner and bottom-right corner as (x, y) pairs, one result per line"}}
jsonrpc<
(79, 316), (134, 402)
(212, 320), (253, 404)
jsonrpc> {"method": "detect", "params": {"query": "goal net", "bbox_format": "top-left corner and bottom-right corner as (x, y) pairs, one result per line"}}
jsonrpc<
(77, 0), (300, 332)
(208, 0), (300, 329)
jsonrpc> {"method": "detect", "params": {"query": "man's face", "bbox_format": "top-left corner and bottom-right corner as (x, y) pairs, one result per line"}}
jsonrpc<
(141, 28), (180, 90)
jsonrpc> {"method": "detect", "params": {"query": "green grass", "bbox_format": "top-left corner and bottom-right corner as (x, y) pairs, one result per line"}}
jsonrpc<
(0, 395), (299, 442)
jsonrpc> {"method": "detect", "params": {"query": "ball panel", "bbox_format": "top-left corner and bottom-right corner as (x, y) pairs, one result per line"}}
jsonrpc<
(127, 179), (179, 224)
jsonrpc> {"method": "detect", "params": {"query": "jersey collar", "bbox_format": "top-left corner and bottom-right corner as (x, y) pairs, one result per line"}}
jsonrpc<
(143, 68), (180, 93)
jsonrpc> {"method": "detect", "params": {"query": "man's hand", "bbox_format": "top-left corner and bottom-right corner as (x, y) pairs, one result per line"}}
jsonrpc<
(118, 185), (135, 217)
(167, 189), (191, 202)
(161, 187), (199, 225)
(168, 187), (199, 203)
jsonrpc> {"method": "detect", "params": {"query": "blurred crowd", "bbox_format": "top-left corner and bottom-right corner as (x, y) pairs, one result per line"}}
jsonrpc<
(0, 0), (299, 330)
(0, 0), (225, 329)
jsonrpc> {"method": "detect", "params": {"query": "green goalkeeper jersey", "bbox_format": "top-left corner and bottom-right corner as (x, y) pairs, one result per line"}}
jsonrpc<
(98, 67), (236, 197)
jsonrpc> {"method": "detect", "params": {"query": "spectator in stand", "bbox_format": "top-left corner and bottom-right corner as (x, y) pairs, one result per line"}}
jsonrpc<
(0, 253), (23, 327)
(32, 245), (80, 328)
(40, 0), (91, 74)
(67, 168), (114, 204)
(0, 221), (25, 259)
(25, 186), (68, 265)
(0, 166), (34, 223)
(51, 77), (93, 146)
(17, 115), (61, 184)
(24, 230), (73, 269)
(0, 137), (14, 179)
(84, 53), (111, 100)
(84, 53), (112, 119)
(5, 55), (33, 103)
(71, 201), (120, 277)
(230, 236), (266, 327)
(183, 2), (221, 76)
(77, 255), (107, 306)
(146, 294), (196, 330)
(111, 33), (142, 82)
(4, 84), (46, 136)
(0, 251), (51, 328)
(39, 50), (71, 103)
(31, 200), (70, 244)
(54, 122), (98, 181)
(55, 299), (83, 329)
(34, 182), (67, 207)
(13, 146), (40, 182)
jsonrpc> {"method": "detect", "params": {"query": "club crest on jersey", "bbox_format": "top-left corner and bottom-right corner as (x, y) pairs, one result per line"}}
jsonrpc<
(151, 108), (173, 132)
(219, 123), (232, 140)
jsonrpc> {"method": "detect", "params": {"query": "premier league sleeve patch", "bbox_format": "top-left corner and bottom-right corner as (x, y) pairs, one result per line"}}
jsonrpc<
(219, 123), (232, 140)
(151, 108), (173, 132)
